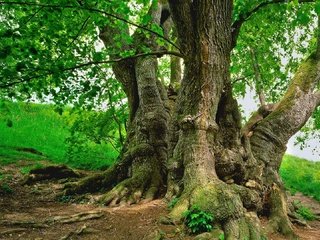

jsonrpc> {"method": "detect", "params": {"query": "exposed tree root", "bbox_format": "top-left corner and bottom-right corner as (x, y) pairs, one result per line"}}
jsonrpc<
(0, 228), (26, 235)
(0, 211), (103, 230)
(48, 211), (104, 224)
(0, 220), (49, 228)
(23, 165), (81, 185)
(169, 182), (266, 240)
(63, 164), (124, 195)
(59, 224), (99, 240)
(267, 183), (298, 239)
(98, 168), (163, 206)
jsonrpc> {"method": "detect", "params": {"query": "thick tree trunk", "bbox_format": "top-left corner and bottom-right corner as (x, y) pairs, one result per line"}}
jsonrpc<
(166, 1), (319, 239)
(166, 1), (264, 239)
(64, 2), (170, 204)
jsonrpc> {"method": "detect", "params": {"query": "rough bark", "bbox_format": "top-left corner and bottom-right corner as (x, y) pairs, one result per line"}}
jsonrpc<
(166, 1), (319, 239)
(64, 2), (170, 204)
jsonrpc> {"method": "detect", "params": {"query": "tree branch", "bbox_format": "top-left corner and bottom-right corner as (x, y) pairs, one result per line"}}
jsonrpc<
(0, 1), (181, 51)
(0, 50), (183, 89)
(62, 50), (183, 71)
(231, 0), (315, 49)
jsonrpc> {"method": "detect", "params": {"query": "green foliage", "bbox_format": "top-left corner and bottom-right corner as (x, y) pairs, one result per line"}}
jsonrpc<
(280, 155), (320, 201)
(167, 197), (179, 210)
(292, 200), (316, 221)
(0, 182), (13, 194)
(296, 206), (316, 221)
(0, 101), (121, 170)
(218, 233), (225, 240)
(183, 205), (214, 234)
(0, 101), (69, 162)
(64, 106), (126, 170)
(57, 195), (72, 203)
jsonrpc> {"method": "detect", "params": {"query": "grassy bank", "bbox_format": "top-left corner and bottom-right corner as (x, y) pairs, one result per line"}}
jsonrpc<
(0, 101), (118, 169)
(280, 155), (320, 201)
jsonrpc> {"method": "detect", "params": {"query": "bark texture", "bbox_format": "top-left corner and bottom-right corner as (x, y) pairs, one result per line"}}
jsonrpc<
(65, 2), (170, 204)
(64, 1), (320, 239)
(166, 1), (319, 239)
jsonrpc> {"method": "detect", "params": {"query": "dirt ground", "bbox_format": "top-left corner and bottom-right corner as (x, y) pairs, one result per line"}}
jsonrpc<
(0, 160), (319, 240)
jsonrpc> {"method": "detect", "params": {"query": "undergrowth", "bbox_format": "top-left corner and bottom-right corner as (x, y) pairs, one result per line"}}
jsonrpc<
(183, 205), (214, 234)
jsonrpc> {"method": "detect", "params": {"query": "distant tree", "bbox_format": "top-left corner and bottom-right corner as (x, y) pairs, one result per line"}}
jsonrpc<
(1, 1), (319, 239)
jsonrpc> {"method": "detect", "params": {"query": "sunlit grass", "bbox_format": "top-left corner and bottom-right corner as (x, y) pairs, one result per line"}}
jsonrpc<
(280, 155), (320, 201)
(0, 101), (118, 169)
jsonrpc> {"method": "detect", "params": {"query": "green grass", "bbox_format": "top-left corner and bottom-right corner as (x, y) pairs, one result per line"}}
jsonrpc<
(0, 101), (118, 170)
(280, 155), (320, 201)
(0, 101), (69, 162)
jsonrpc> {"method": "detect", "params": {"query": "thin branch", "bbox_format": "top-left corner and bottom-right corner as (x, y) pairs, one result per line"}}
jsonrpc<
(231, 74), (253, 86)
(0, 50), (183, 89)
(249, 47), (266, 106)
(62, 50), (184, 71)
(0, 1), (181, 51)
(56, 16), (91, 60)
(24, 6), (44, 25)
(231, 0), (315, 49)
(0, 74), (47, 89)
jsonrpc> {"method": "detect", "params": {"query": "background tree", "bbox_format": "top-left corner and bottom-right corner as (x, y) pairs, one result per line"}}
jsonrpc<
(1, 0), (320, 239)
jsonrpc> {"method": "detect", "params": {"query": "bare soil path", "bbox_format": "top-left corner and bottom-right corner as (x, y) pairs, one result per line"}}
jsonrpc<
(0, 160), (319, 240)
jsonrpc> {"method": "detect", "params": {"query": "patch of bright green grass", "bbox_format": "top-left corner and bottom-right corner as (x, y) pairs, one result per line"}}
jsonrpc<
(280, 155), (320, 201)
(0, 101), (69, 162)
(0, 101), (119, 170)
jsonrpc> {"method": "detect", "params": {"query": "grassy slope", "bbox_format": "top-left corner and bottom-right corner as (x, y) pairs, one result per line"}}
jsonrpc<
(0, 101), (118, 169)
(280, 155), (320, 201)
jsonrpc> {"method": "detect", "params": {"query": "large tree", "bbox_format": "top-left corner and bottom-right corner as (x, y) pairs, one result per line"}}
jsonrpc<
(1, 0), (320, 239)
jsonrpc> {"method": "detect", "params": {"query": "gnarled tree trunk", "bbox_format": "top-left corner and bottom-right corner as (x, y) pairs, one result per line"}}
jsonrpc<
(64, 1), (320, 239)
(65, 1), (171, 205)
(165, 1), (319, 239)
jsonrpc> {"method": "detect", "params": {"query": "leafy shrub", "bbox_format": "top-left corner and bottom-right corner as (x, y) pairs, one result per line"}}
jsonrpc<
(183, 205), (214, 234)
(65, 109), (125, 170)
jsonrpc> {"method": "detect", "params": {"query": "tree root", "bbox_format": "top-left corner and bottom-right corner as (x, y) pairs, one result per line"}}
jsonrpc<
(63, 165), (122, 195)
(48, 211), (104, 224)
(23, 165), (81, 185)
(0, 211), (104, 230)
(99, 173), (162, 206)
(0, 228), (26, 235)
(267, 183), (298, 239)
(59, 224), (99, 240)
(169, 182), (266, 240)
(0, 220), (49, 228)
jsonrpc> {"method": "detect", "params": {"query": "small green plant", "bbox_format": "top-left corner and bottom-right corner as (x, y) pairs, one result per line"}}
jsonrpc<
(183, 205), (214, 234)
(168, 197), (179, 209)
(0, 182), (13, 194)
(58, 195), (72, 203)
(292, 200), (316, 221)
(218, 233), (225, 240)
(296, 206), (316, 221)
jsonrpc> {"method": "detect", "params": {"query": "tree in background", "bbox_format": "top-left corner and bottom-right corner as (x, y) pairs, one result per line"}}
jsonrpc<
(1, 0), (320, 239)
